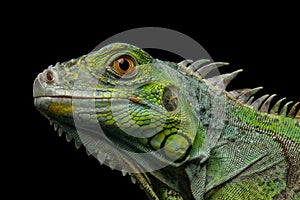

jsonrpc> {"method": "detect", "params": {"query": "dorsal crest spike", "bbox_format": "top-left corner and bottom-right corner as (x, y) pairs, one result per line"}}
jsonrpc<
(228, 87), (263, 102)
(196, 62), (229, 77)
(245, 96), (255, 105)
(296, 109), (300, 120)
(206, 69), (243, 90)
(287, 102), (299, 118)
(269, 97), (286, 114)
(279, 101), (293, 116)
(229, 88), (249, 98)
(259, 94), (277, 113)
(251, 94), (270, 110)
(238, 87), (264, 103)
(187, 59), (210, 71)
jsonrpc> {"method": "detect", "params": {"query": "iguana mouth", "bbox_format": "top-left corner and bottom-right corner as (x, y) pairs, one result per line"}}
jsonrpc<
(35, 95), (111, 99)
(34, 96), (153, 113)
(34, 95), (143, 102)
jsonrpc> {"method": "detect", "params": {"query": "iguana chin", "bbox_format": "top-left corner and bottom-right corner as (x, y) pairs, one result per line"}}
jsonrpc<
(33, 42), (299, 200)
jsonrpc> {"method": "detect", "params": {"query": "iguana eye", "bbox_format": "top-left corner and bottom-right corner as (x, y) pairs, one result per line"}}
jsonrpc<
(113, 56), (135, 75)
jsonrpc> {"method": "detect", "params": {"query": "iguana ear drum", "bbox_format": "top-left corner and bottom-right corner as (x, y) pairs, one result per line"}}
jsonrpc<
(162, 85), (179, 112)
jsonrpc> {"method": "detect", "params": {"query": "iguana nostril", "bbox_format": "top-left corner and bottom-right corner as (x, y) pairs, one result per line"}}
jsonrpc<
(43, 69), (55, 84)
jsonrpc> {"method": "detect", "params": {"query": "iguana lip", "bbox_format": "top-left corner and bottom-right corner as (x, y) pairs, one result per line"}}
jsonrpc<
(34, 96), (143, 105)
(34, 95), (127, 99)
(33, 72), (142, 102)
(34, 95), (148, 112)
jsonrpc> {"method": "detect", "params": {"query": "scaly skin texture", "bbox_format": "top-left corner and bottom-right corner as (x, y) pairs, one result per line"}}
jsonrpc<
(33, 43), (300, 200)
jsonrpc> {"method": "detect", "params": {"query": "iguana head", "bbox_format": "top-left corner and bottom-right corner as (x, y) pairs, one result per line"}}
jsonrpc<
(33, 42), (300, 199)
(34, 43), (210, 199)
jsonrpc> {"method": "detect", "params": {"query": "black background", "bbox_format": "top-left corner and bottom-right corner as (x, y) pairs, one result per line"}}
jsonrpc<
(7, 3), (299, 199)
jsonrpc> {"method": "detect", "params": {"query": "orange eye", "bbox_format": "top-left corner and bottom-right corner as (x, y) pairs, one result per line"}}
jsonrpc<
(113, 56), (135, 75)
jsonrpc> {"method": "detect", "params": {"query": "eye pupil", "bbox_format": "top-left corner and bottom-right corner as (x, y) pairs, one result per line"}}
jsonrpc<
(118, 58), (130, 71)
(113, 56), (135, 75)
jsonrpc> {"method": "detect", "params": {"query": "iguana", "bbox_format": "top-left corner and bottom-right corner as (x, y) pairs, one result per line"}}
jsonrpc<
(33, 42), (300, 200)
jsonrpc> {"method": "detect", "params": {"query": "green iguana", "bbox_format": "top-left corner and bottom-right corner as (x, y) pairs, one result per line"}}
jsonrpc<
(33, 42), (300, 200)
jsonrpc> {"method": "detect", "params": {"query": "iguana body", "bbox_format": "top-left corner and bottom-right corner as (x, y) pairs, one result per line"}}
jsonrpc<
(33, 43), (300, 199)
